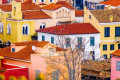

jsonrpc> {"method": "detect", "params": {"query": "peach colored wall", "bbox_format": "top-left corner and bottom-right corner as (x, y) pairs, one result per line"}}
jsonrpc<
(0, 0), (2, 4)
(11, 45), (26, 52)
(35, 19), (54, 30)
(111, 56), (120, 80)
(84, 10), (100, 31)
(5, 55), (47, 80)
(40, 7), (75, 28)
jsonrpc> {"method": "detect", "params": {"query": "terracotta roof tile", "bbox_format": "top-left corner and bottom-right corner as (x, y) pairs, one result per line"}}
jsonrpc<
(75, 10), (84, 17)
(0, 5), (12, 12)
(14, 40), (49, 47)
(56, 1), (74, 9)
(100, 0), (120, 7)
(36, 23), (99, 35)
(22, 10), (51, 19)
(90, 9), (120, 23)
(0, 3), (40, 12)
(42, 1), (74, 10)
(0, 41), (64, 60)
(111, 49), (120, 57)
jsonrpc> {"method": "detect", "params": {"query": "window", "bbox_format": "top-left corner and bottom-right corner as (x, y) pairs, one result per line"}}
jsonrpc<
(66, 38), (70, 47)
(115, 27), (120, 37)
(7, 24), (11, 34)
(12, 48), (15, 52)
(104, 54), (107, 59)
(90, 37), (95, 46)
(110, 44), (114, 50)
(35, 70), (40, 78)
(42, 35), (45, 41)
(0, 23), (3, 33)
(40, 23), (46, 29)
(78, 37), (82, 49)
(51, 37), (54, 44)
(104, 27), (110, 37)
(22, 24), (30, 35)
(118, 44), (120, 49)
(41, 0), (44, 2)
(50, 0), (52, 2)
(103, 45), (107, 50)
(89, 15), (91, 19)
(52, 70), (59, 80)
(116, 61), (120, 71)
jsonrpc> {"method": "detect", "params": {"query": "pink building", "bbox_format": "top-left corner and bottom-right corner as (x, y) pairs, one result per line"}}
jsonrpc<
(111, 49), (120, 80)
(0, 40), (64, 80)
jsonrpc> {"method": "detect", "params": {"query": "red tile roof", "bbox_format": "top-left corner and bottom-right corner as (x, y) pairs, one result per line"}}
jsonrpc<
(0, 41), (64, 60)
(14, 40), (49, 47)
(111, 49), (120, 57)
(0, 41), (50, 60)
(36, 23), (99, 35)
(42, 1), (74, 10)
(38, 3), (47, 5)
(22, 10), (51, 19)
(56, 1), (74, 9)
(99, 0), (120, 6)
(0, 5), (12, 12)
(75, 10), (84, 17)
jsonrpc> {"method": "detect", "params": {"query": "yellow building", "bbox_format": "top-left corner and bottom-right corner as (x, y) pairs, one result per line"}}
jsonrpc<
(84, 7), (120, 58)
(0, 0), (52, 44)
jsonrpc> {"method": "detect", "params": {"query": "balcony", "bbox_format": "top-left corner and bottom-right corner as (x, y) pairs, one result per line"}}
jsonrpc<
(115, 36), (120, 42)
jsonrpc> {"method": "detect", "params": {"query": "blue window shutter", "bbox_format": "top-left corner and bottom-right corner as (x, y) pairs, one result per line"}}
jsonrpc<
(22, 27), (24, 34)
(42, 36), (45, 41)
(66, 38), (70, 47)
(26, 27), (28, 34)
(105, 27), (110, 37)
(110, 44), (114, 50)
(51, 37), (54, 44)
(103, 45), (107, 50)
(90, 37), (94, 46)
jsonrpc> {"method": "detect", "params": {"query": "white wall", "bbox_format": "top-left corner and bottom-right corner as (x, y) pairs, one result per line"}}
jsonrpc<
(38, 32), (100, 60)
(75, 17), (84, 23)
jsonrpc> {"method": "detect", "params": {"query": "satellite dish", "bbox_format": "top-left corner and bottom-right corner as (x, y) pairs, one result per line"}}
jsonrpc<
(32, 46), (36, 51)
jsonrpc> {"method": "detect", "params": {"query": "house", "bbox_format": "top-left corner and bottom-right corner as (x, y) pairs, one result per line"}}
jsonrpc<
(83, 0), (105, 10)
(0, 40), (65, 80)
(0, 56), (28, 80)
(36, 23), (100, 60)
(0, 0), (76, 45)
(84, 7), (120, 59)
(111, 49), (120, 80)
(99, 0), (120, 9)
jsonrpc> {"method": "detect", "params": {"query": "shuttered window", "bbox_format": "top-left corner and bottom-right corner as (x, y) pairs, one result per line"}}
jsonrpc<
(116, 61), (120, 71)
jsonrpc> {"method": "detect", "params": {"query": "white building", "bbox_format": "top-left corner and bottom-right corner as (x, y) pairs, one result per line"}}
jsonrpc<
(36, 23), (100, 60)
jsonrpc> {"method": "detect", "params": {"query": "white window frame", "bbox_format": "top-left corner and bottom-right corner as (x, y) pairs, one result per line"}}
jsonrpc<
(0, 23), (3, 33)
(7, 24), (11, 34)
(22, 24), (30, 35)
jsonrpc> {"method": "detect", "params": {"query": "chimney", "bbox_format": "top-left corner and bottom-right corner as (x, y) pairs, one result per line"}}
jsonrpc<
(110, 15), (113, 22)
(108, 5), (111, 9)
(84, 6), (87, 13)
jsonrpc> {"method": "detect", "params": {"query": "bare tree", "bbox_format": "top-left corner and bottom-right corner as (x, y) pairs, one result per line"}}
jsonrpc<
(44, 34), (98, 80)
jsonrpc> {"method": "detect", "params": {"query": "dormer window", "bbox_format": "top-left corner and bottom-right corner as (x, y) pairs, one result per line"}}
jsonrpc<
(12, 48), (15, 52)
(40, 23), (46, 29)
